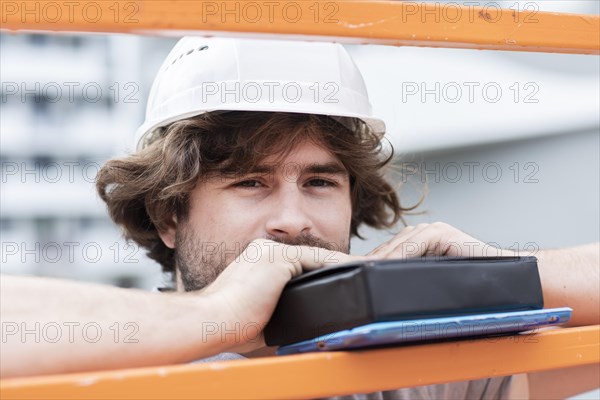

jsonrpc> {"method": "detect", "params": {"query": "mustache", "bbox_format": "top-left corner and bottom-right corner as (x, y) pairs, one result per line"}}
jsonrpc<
(262, 233), (341, 252)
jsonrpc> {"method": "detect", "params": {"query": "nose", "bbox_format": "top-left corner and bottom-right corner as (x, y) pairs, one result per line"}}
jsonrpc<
(264, 185), (313, 239)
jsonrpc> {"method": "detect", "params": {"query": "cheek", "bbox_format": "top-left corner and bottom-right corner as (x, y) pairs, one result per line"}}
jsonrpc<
(342, 194), (353, 230)
(325, 194), (352, 252)
(187, 191), (262, 240)
(314, 192), (353, 235)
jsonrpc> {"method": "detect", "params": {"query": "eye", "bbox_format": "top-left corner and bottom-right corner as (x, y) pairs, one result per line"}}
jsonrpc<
(308, 178), (336, 187)
(233, 180), (263, 188)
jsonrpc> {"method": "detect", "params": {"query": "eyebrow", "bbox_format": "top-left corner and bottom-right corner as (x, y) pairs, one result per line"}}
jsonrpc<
(304, 162), (349, 176)
(249, 162), (349, 178)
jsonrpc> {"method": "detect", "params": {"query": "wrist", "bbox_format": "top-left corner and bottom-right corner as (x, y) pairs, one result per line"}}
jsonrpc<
(187, 291), (264, 353)
(161, 291), (234, 360)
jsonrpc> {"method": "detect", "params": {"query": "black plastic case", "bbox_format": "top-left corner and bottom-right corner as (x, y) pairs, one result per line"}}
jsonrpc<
(264, 257), (544, 346)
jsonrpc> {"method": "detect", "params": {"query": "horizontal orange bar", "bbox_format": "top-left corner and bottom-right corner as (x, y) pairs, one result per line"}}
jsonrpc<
(0, 1), (598, 54)
(1, 326), (598, 399)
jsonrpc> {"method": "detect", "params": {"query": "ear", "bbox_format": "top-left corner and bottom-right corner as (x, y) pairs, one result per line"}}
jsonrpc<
(157, 216), (177, 249)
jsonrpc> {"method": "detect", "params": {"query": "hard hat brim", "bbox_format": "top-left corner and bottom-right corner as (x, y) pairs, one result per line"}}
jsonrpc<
(135, 108), (385, 151)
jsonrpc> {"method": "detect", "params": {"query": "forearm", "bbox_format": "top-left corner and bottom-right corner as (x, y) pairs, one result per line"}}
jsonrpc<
(528, 243), (600, 399)
(0, 276), (235, 378)
(534, 243), (600, 327)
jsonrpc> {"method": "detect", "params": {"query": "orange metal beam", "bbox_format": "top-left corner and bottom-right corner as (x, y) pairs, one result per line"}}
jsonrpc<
(1, 326), (599, 400)
(0, 1), (598, 55)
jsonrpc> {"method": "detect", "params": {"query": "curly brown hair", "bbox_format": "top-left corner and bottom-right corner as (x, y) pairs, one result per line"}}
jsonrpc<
(96, 111), (413, 274)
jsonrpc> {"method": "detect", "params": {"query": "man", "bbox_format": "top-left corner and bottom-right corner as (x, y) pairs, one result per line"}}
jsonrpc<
(2, 37), (598, 399)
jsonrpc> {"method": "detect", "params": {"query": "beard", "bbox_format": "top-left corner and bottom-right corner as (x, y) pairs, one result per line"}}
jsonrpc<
(175, 223), (349, 292)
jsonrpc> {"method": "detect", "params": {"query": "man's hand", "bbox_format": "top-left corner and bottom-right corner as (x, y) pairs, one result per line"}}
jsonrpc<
(368, 222), (515, 259)
(200, 239), (371, 354)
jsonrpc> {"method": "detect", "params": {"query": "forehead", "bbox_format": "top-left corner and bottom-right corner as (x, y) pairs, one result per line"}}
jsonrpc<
(260, 139), (342, 167)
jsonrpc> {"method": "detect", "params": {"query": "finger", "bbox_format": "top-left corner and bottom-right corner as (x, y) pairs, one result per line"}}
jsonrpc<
(373, 224), (434, 259)
(385, 229), (455, 259)
(368, 225), (417, 256)
(292, 246), (377, 274)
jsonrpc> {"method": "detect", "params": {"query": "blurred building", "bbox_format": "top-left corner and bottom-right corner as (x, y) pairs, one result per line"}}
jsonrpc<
(347, 0), (599, 256)
(1, 33), (177, 288)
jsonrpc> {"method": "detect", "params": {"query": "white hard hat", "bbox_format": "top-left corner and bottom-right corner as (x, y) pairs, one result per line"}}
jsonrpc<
(136, 37), (385, 150)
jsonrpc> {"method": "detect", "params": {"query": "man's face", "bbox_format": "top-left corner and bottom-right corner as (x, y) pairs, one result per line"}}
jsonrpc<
(169, 139), (353, 291)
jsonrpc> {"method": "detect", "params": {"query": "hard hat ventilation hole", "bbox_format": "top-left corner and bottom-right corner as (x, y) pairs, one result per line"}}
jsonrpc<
(166, 46), (209, 71)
